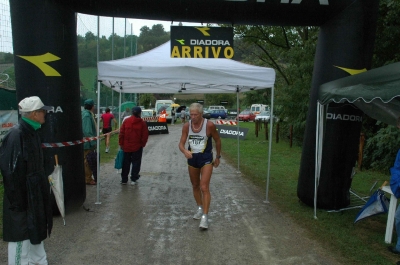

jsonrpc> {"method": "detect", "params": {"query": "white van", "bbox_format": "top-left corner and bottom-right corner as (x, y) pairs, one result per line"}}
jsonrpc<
(250, 104), (269, 115)
(155, 100), (175, 121)
(208, 105), (227, 113)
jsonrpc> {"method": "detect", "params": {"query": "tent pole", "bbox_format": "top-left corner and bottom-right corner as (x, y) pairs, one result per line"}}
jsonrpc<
(236, 86), (240, 172)
(314, 102), (323, 219)
(119, 83), (122, 128)
(265, 86), (274, 203)
(111, 17), (114, 110)
(95, 80), (101, 205)
(95, 16), (101, 205)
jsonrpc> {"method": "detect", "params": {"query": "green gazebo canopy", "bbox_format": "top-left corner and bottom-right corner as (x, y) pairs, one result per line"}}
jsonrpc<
(318, 62), (400, 126)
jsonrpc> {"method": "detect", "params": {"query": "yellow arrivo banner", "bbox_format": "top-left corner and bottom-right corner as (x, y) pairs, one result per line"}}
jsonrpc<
(170, 26), (234, 59)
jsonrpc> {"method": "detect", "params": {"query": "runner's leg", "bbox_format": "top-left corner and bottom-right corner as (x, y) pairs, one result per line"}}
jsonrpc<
(189, 166), (202, 206)
(199, 165), (213, 214)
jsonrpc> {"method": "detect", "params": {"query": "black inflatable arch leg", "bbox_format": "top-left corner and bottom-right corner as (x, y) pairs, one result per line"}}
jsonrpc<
(297, 0), (379, 210)
(10, 0), (86, 212)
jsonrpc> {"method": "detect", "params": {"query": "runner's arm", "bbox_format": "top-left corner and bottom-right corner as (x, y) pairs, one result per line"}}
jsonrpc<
(178, 123), (192, 159)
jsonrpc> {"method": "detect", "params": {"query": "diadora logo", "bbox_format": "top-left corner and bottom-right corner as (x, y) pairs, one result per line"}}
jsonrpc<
(326, 113), (362, 122)
(334, 65), (367, 75)
(48, 106), (64, 113)
(219, 129), (244, 136)
(195, 27), (211, 36)
(18, 53), (61, 77)
(175, 39), (185, 45)
(148, 125), (167, 131)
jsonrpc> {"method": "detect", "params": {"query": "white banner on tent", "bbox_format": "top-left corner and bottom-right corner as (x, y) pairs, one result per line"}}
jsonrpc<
(0, 110), (18, 142)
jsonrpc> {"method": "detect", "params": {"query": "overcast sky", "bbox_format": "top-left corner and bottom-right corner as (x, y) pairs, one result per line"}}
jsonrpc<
(0, 0), (203, 53)
(77, 14), (203, 37)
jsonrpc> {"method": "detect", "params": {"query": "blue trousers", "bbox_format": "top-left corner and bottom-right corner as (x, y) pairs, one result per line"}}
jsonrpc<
(396, 204), (400, 250)
(121, 148), (143, 183)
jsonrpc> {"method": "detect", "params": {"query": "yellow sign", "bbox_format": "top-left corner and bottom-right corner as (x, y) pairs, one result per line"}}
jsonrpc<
(171, 26), (234, 59)
(171, 46), (234, 58)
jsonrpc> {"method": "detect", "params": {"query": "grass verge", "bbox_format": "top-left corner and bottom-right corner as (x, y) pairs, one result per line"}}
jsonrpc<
(221, 122), (396, 265)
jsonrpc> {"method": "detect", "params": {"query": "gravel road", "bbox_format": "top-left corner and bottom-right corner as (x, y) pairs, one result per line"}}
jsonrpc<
(0, 123), (342, 265)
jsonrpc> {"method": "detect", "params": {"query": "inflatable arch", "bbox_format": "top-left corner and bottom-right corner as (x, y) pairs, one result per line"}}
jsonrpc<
(9, 0), (379, 211)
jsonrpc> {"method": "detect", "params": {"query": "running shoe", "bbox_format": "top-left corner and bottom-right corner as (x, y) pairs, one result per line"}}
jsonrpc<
(120, 181), (127, 185)
(193, 207), (203, 220)
(199, 215), (208, 229)
(105, 147), (109, 153)
(130, 181), (136, 185)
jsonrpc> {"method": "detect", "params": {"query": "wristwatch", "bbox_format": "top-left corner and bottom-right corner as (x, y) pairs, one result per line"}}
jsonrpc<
(216, 155), (221, 159)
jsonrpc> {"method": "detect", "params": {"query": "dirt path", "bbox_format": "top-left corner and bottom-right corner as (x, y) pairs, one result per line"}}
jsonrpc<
(0, 124), (342, 264)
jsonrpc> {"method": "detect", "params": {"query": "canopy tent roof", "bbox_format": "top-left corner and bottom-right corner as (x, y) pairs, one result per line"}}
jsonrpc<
(97, 41), (275, 94)
(314, 62), (400, 218)
(318, 62), (400, 126)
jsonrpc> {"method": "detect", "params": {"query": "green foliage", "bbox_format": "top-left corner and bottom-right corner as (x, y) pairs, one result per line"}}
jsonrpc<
(138, 93), (156, 109)
(233, 26), (318, 143)
(0, 52), (14, 64)
(222, 122), (396, 265)
(79, 67), (97, 102)
(363, 124), (400, 172)
(77, 24), (169, 68)
(204, 93), (237, 109)
(372, 0), (400, 67)
(137, 25), (170, 53)
(361, 0), (400, 172)
(241, 89), (270, 108)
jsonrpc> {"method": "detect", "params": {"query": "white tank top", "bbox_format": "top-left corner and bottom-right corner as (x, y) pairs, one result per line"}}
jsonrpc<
(188, 119), (211, 153)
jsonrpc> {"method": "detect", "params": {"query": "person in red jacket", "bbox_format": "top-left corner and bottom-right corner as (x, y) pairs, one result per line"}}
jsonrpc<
(119, 107), (149, 185)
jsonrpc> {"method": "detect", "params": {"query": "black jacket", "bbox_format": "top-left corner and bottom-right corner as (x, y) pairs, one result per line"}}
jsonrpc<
(0, 119), (52, 244)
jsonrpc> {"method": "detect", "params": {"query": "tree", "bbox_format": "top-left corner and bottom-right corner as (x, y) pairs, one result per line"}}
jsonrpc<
(137, 24), (170, 53)
(372, 0), (400, 67)
(234, 25), (318, 142)
(204, 94), (236, 109)
(360, 0), (400, 172)
(138, 94), (156, 109)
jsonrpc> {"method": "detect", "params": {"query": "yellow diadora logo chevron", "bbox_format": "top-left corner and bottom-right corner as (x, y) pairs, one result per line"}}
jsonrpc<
(195, 27), (211, 36)
(334, 66), (367, 75)
(18, 53), (61, 76)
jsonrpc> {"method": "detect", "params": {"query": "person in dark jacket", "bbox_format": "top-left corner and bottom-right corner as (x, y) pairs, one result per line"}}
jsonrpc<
(0, 96), (53, 265)
(82, 99), (97, 185)
(119, 106), (149, 185)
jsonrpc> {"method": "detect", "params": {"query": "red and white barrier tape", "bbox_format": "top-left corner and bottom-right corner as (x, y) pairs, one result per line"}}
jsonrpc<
(215, 120), (237, 125)
(142, 117), (159, 122)
(41, 129), (120, 148)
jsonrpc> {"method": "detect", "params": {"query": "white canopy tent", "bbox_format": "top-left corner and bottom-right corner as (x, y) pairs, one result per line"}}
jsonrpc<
(314, 62), (400, 218)
(97, 41), (275, 93)
(96, 41), (276, 203)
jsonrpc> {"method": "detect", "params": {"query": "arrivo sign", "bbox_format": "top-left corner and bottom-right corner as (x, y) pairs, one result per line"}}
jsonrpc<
(170, 26), (234, 59)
